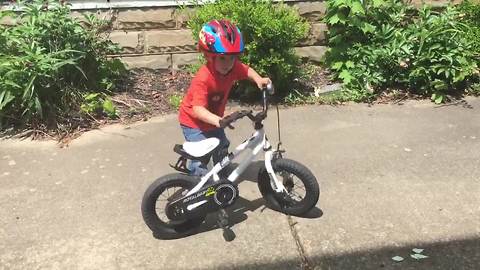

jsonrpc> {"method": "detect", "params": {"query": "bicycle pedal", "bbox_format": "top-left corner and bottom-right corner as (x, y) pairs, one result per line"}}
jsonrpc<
(216, 209), (229, 228)
(222, 227), (236, 242)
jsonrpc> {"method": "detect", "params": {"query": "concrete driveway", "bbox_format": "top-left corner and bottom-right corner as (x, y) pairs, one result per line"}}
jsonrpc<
(1, 98), (479, 270)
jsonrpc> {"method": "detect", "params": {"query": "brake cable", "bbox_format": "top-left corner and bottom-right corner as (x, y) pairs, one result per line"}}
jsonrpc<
(275, 102), (284, 159)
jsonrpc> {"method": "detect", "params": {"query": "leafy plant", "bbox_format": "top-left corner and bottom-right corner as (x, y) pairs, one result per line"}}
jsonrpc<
(324, 0), (479, 103)
(168, 94), (183, 110)
(80, 92), (117, 119)
(0, 0), (125, 129)
(457, 0), (480, 56)
(467, 82), (480, 96)
(184, 0), (309, 98)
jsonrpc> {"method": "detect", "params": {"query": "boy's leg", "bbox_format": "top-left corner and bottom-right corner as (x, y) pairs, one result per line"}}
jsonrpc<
(205, 128), (230, 165)
(180, 125), (209, 176)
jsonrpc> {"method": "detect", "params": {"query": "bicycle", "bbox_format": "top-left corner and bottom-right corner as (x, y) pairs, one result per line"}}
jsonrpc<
(141, 83), (320, 240)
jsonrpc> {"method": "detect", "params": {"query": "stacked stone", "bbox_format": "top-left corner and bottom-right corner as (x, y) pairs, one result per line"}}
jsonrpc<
(102, 1), (327, 69)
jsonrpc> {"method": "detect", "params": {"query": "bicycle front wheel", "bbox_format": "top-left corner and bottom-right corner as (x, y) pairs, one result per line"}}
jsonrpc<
(258, 158), (320, 216)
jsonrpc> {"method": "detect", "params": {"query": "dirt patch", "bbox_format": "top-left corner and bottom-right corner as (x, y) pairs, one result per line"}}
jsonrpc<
(111, 69), (193, 123)
(294, 64), (335, 95)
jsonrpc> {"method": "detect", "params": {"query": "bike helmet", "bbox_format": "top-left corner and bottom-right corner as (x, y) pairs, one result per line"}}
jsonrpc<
(198, 19), (244, 55)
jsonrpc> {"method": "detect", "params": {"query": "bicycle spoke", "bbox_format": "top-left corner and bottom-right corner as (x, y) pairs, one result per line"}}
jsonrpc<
(153, 184), (191, 224)
(290, 191), (303, 201)
(294, 182), (306, 192)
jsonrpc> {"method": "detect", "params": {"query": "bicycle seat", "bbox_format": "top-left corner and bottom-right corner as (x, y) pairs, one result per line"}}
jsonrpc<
(174, 138), (220, 160)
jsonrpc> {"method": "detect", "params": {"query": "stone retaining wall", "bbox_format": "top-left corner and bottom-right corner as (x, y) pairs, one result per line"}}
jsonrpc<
(72, 1), (328, 70)
(2, 0), (461, 70)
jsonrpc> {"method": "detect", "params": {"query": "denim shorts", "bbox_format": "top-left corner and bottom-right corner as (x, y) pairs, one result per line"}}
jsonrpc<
(180, 125), (230, 176)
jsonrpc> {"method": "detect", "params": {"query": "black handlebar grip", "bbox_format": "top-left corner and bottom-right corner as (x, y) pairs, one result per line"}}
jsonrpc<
(219, 110), (252, 129)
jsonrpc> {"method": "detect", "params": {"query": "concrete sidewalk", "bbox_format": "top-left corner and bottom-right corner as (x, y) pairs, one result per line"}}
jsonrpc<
(1, 98), (479, 270)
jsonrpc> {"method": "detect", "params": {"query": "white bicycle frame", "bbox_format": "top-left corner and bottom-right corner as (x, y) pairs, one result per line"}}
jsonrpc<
(186, 126), (287, 196)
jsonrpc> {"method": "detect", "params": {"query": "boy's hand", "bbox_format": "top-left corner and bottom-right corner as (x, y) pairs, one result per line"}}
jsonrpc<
(256, 77), (271, 90)
(247, 67), (271, 90)
(193, 105), (223, 128)
(214, 115), (222, 128)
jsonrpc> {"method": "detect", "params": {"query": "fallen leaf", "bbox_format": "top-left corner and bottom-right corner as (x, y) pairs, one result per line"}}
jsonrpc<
(392, 256), (404, 262)
(412, 248), (424, 254)
(411, 253), (429, 260)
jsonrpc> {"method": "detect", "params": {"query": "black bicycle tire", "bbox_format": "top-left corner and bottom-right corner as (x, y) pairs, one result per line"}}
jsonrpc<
(141, 173), (205, 239)
(258, 158), (320, 216)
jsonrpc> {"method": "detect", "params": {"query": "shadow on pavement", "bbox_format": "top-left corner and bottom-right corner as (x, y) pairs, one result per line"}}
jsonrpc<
(151, 161), (322, 241)
(434, 99), (475, 109)
(201, 236), (480, 270)
(201, 160), (322, 236)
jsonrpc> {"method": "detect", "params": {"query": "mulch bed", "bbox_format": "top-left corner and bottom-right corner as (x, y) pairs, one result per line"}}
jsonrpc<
(5, 63), (460, 145)
(0, 69), (195, 145)
(51, 64), (335, 145)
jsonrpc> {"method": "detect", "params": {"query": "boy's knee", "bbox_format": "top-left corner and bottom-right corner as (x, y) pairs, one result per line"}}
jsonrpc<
(222, 138), (230, 149)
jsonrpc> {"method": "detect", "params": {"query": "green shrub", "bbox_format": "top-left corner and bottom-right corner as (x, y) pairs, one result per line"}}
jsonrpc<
(184, 0), (309, 98)
(325, 0), (479, 103)
(0, 0), (125, 128)
(457, 0), (480, 56)
(467, 82), (480, 96)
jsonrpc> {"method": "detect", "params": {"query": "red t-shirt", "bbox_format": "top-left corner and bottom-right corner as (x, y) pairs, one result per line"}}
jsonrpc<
(178, 60), (250, 131)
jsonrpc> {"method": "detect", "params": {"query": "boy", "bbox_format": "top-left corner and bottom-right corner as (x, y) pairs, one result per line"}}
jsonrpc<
(178, 19), (271, 176)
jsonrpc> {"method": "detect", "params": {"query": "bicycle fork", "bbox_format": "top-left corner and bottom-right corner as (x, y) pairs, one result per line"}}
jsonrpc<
(264, 146), (288, 193)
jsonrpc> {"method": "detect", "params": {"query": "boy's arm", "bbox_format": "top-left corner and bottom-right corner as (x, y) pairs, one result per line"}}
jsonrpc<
(193, 106), (222, 128)
(247, 67), (271, 89)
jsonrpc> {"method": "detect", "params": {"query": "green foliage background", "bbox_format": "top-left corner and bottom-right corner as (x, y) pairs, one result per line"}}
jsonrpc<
(324, 0), (479, 103)
(0, 0), (126, 129)
(185, 0), (309, 98)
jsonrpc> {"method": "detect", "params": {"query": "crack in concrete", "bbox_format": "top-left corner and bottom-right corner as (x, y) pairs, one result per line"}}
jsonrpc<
(288, 216), (313, 270)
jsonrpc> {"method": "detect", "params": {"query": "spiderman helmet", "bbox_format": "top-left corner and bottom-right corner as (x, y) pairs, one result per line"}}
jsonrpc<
(198, 19), (244, 55)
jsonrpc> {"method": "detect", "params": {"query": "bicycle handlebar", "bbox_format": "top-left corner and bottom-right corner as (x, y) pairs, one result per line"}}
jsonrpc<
(219, 110), (252, 128)
(219, 83), (274, 129)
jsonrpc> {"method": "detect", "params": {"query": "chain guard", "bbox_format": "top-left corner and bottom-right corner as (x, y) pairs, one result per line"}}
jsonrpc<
(166, 180), (239, 221)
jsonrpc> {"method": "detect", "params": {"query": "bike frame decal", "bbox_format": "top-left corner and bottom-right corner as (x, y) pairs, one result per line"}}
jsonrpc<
(186, 127), (286, 196)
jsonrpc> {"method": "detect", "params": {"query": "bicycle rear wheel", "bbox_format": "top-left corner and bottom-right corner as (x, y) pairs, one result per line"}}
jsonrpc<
(141, 173), (205, 239)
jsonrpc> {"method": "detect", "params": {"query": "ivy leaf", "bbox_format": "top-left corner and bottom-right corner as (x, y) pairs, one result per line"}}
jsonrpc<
(333, 0), (349, 8)
(102, 98), (117, 118)
(332, 61), (344, 70)
(339, 69), (354, 84)
(431, 92), (444, 104)
(328, 14), (341, 25)
(432, 80), (447, 90)
(350, 2), (365, 15)
(372, 0), (386, 7)
(361, 23), (376, 34)
(84, 93), (101, 101)
(345, 61), (355, 69)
